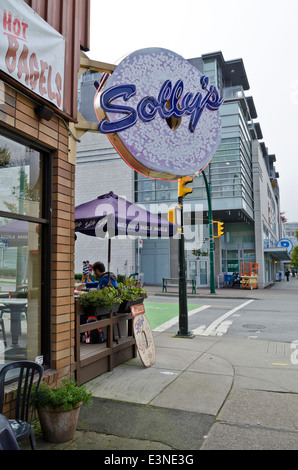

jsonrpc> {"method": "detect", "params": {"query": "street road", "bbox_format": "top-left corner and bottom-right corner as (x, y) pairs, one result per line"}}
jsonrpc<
(145, 279), (298, 344)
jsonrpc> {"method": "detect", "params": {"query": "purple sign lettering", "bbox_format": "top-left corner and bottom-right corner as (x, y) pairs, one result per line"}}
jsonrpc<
(98, 76), (223, 135)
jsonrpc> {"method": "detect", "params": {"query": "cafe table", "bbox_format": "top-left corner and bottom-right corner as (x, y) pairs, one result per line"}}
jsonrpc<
(0, 299), (27, 347)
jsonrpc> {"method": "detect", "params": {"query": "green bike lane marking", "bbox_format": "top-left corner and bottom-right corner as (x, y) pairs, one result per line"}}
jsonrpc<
(143, 301), (210, 331)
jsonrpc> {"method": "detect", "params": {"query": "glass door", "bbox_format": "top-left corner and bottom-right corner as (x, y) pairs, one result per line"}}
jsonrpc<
(198, 260), (208, 286)
(187, 258), (209, 287)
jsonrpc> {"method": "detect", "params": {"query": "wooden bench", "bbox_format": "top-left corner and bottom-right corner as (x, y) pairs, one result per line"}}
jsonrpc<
(162, 278), (196, 294)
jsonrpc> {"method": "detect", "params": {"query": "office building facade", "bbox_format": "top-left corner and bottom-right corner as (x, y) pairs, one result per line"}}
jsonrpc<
(284, 222), (298, 249)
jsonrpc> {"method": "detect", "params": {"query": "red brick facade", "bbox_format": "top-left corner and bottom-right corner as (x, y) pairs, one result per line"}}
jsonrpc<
(0, 81), (76, 416)
(0, 0), (89, 418)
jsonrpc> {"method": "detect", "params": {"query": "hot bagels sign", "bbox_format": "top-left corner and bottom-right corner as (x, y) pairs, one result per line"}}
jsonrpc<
(0, 0), (65, 110)
(95, 48), (223, 180)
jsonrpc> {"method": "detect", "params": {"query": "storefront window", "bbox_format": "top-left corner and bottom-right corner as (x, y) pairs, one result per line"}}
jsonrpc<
(0, 217), (41, 363)
(0, 133), (48, 367)
(243, 250), (255, 262)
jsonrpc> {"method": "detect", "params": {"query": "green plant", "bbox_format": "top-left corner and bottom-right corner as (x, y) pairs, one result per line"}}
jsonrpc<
(33, 379), (92, 411)
(0, 268), (16, 278)
(118, 278), (147, 301)
(117, 273), (126, 283)
(78, 286), (121, 309)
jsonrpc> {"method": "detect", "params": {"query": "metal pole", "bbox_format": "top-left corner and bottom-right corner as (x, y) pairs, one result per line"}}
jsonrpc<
(16, 166), (25, 289)
(177, 196), (194, 337)
(202, 170), (216, 294)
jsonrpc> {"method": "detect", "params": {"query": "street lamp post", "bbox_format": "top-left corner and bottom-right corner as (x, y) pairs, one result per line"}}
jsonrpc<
(174, 172), (216, 336)
(176, 178), (194, 338)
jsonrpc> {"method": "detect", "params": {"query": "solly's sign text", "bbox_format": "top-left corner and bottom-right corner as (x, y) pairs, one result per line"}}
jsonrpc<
(98, 75), (223, 135)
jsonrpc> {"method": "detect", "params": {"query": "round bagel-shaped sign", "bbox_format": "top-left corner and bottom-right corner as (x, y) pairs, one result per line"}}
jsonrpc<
(95, 48), (223, 181)
(131, 304), (155, 367)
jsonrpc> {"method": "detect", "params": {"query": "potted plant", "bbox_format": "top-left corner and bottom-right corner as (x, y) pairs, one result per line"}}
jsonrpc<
(78, 286), (121, 317)
(33, 378), (92, 443)
(118, 278), (147, 313)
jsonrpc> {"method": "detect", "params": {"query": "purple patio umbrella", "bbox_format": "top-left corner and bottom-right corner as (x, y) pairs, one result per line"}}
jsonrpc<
(75, 191), (177, 277)
(0, 220), (28, 247)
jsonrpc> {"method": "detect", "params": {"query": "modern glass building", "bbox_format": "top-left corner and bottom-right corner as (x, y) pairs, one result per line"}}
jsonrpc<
(284, 222), (298, 249)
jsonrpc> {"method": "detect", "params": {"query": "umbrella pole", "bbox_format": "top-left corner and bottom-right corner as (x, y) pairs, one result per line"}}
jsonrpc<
(108, 238), (111, 286)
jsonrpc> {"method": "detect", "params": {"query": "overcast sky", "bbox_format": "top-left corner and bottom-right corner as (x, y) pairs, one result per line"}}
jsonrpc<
(88, 0), (298, 222)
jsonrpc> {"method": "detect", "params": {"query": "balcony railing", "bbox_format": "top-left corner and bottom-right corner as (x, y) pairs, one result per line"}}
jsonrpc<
(223, 85), (245, 100)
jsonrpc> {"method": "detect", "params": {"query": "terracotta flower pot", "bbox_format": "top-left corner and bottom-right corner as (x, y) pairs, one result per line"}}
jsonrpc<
(37, 403), (82, 443)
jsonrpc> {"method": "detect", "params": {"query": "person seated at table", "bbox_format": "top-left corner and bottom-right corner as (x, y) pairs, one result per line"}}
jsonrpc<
(76, 261), (117, 290)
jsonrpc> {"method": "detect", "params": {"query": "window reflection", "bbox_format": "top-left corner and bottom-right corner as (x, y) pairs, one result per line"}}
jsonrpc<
(0, 138), (42, 218)
(0, 217), (41, 363)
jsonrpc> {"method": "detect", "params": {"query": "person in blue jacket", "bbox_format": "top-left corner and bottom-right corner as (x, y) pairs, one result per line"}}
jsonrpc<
(77, 261), (117, 290)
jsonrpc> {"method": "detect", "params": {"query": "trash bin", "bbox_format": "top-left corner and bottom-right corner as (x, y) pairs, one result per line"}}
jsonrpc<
(275, 272), (282, 282)
(224, 274), (234, 286)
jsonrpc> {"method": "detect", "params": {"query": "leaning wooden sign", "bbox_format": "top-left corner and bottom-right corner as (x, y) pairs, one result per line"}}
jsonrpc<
(130, 304), (155, 367)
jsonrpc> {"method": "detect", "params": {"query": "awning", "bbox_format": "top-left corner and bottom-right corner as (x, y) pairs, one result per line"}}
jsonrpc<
(264, 247), (291, 261)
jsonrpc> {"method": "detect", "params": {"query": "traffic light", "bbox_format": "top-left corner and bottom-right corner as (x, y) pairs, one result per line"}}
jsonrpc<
(218, 221), (224, 237)
(213, 221), (224, 238)
(168, 206), (181, 226)
(178, 177), (193, 198)
(168, 207), (176, 224)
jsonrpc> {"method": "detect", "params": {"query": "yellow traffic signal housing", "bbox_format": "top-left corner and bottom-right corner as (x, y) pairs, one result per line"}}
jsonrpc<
(213, 221), (224, 238)
(168, 207), (176, 224)
(168, 206), (182, 235)
(218, 221), (224, 237)
(178, 177), (193, 198)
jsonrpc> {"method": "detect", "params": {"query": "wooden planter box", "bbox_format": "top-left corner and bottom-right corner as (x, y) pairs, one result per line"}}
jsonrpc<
(117, 298), (144, 313)
(75, 300), (137, 385)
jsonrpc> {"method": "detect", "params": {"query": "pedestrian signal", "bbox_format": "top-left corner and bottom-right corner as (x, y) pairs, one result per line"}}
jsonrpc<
(213, 221), (224, 238)
(178, 177), (193, 198)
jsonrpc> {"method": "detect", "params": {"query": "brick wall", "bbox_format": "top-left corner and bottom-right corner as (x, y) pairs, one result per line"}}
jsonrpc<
(1, 369), (58, 419)
(0, 79), (76, 413)
(52, 136), (75, 380)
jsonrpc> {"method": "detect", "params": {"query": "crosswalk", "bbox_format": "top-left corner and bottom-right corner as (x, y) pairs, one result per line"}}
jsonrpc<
(150, 300), (255, 337)
(153, 305), (210, 332)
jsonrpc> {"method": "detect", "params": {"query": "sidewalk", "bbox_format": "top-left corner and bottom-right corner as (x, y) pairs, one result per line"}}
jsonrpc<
(145, 274), (298, 299)
(24, 278), (298, 451)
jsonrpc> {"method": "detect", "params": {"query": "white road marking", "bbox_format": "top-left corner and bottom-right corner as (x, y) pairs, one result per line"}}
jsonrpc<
(213, 320), (233, 336)
(197, 300), (254, 337)
(192, 325), (207, 335)
(153, 305), (210, 332)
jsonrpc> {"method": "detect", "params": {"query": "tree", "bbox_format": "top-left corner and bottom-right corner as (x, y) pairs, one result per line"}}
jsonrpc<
(280, 212), (287, 223)
(3, 169), (39, 214)
(291, 245), (298, 269)
(0, 145), (11, 167)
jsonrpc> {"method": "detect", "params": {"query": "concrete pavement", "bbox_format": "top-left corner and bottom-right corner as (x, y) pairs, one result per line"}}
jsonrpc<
(23, 277), (298, 451)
